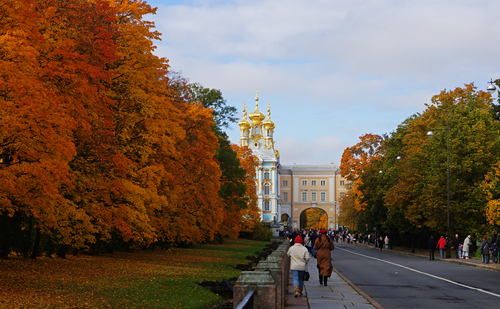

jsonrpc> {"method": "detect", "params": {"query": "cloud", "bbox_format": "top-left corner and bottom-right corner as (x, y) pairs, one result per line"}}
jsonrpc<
(146, 0), (500, 165)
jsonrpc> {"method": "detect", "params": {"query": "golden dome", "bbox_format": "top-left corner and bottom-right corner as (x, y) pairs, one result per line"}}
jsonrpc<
(238, 103), (251, 129)
(248, 93), (265, 124)
(262, 103), (275, 129)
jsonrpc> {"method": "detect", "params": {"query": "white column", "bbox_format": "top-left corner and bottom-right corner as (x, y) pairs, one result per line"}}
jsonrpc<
(329, 177), (334, 202)
(294, 177), (299, 202)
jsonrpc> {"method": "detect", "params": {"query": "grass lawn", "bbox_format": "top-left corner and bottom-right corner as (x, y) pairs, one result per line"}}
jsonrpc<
(0, 238), (271, 309)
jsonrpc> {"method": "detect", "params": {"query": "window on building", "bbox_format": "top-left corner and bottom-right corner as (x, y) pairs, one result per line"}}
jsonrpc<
(340, 192), (345, 198)
(320, 180), (326, 186)
(311, 180), (317, 186)
(264, 183), (270, 195)
(340, 180), (345, 186)
(282, 192), (288, 202)
(302, 180), (307, 186)
(264, 172), (270, 179)
(264, 201), (270, 211)
(283, 180), (288, 186)
(320, 192), (326, 202)
(311, 192), (317, 202)
(301, 192), (307, 202)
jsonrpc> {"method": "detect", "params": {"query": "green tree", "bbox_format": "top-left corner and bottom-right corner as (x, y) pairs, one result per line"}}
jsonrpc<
(385, 84), (500, 238)
(189, 83), (237, 131)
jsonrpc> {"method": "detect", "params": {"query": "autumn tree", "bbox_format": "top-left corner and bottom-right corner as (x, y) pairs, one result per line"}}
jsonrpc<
(338, 134), (383, 232)
(383, 84), (500, 240)
(232, 145), (261, 233)
(0, 0), (122, 258)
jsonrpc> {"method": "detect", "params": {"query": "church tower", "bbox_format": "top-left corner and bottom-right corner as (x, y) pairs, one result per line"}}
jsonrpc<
(239, 92), (280, 223)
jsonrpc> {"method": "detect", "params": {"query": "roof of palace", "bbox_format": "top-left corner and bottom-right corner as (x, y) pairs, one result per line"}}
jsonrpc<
(280, 164), (339, 173)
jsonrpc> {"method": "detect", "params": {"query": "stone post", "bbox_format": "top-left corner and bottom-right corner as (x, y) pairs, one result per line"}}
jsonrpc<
(255, 260), (283, 309)
(233, 271), (276, 309)
(265, 255), (286, 307)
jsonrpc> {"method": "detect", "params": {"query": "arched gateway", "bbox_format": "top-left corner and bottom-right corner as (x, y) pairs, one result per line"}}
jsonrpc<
(279, 165), (345, 230)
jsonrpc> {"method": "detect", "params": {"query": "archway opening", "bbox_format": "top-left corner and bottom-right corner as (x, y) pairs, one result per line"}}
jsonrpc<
(300, 208), (327, 230)
(281, 213), (290, 229)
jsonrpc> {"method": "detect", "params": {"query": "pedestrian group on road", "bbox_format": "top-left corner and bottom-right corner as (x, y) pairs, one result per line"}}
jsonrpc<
(427, 233), (500, 263)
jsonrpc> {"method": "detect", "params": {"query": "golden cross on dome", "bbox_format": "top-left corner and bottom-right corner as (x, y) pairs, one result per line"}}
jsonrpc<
(255, 90), (259, 102)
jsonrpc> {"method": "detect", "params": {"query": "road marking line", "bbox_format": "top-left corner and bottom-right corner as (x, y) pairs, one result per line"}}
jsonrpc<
(339, 247), (500, 298)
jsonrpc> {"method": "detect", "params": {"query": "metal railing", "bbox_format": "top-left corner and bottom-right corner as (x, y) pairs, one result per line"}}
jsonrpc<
(235, 289), (256, 309)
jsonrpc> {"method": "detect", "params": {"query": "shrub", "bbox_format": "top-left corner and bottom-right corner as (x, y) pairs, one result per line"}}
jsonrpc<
(250, 223), (273, 241)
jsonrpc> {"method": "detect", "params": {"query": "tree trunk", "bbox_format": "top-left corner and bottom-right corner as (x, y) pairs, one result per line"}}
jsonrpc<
(45, 237), (55, 258)
(57, 244), (69, 258)
(23, 217), (34, 258)
(0, 213), (13, 259)
(30, 228), (41, 259)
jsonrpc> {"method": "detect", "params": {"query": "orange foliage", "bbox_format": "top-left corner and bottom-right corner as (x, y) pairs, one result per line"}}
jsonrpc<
(232, 145), (261, 233)
(340, 133), (383, 181)
(0, 0), (253, 257)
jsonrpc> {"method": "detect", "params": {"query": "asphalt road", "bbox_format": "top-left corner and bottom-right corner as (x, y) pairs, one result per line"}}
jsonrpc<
(333, 245), (500, 309)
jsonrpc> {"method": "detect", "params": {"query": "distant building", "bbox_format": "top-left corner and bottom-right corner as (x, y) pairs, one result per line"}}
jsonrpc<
(280, 164), (347, 230)
(238, 92), (280, 223)
(238, 93), (348, 229)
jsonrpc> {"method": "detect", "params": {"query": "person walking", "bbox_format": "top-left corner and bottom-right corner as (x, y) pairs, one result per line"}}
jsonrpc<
(314, 229), (335, 286)
(452, 234), (462, 259)
(384, 236), (390, 249)
(304, 232), (312, 254)
(287, 235), (310, 297)
(463, 235), (471, 259)
(427, 236), (436, 261)
(479, 236), (491, 264)
(378, 236), (383, 251)
(491, 235), (499, 263)
(310, 230), (318, 257)
(436, 236), (447, 259)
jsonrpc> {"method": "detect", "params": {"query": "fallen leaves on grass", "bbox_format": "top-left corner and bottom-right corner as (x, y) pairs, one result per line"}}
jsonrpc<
(0, 239), (270, 308)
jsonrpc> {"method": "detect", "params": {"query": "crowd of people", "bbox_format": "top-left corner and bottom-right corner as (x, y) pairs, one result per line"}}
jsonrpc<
(286, 228), (500, 297)
(427, 234), (499, 263)
(286, 228), (384, 297)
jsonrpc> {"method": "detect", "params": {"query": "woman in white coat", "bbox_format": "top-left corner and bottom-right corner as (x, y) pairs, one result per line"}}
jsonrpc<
(463, 235), (471, 259)
(287, 235), (310, 297)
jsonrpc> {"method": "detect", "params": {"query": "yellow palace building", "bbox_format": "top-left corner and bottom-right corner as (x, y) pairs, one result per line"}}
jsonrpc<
(238, 93), (349, 230)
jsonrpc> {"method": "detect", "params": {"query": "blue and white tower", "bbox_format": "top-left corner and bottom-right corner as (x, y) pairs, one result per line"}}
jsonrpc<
(239, 91), (280, 223)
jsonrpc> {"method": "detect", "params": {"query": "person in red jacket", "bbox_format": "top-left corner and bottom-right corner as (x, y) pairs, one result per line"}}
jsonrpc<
(436, 236), (447, 259)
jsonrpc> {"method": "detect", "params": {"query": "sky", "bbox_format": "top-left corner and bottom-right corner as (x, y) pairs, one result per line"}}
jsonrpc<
(144, 0), (500, 167)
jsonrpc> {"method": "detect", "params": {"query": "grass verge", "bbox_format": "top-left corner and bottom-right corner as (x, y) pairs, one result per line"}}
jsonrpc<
(0, 238), (271, 309)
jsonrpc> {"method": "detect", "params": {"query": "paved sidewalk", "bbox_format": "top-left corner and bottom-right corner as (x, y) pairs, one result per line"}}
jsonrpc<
(286, 259), (383, 308)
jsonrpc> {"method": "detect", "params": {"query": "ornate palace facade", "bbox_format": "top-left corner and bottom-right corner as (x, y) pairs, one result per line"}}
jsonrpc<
(238, 92), (348, 229)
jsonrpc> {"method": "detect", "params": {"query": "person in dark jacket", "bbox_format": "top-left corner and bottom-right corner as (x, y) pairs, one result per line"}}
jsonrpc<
(479, 236), (491, 264)
(428, 236), (436, 261)
(492, 235), (499, 264)
(452, 234), (462, 259)
(309, 230), (318, 256)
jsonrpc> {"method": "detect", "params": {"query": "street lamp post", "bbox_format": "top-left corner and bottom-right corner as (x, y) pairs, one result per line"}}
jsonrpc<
(334, 201), (339, 230)
(427, 121), (451, 259)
